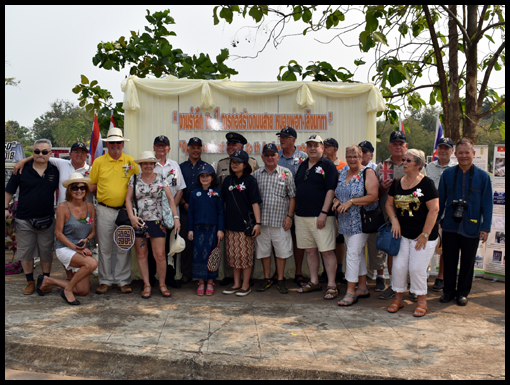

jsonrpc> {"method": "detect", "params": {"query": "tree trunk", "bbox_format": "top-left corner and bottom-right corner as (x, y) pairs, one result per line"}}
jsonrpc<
(463, 5), (480, 143)
(448, 5), (461, 143)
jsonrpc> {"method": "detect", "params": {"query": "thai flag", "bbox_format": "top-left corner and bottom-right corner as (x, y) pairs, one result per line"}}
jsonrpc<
(89, 114), (103, 164)
(432, 116), (444, 161)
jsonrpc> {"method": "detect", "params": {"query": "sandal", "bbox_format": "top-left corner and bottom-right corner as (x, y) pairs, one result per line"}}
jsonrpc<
(141, 285), (152, 299)
(197, 282), (205, 296)
(338, 293), (358, 306)
(294, 274), (307, 287)
(387, 300), (404, 313)
(206, 282), (215, 296)
(356, 288), (371, 299)
(413, 304), (429, 317)
(297, 281), (322, 293)
(159, 284), (171, 298)
(324, 286), (338, 300)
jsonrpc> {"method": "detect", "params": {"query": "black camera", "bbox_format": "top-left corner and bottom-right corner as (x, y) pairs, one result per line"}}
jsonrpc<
(452, 199), (468, 223)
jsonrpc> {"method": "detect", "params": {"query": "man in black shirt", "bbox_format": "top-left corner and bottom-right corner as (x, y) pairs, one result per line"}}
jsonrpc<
(5, 139), (59, 295)
(294, 135), (339, 299)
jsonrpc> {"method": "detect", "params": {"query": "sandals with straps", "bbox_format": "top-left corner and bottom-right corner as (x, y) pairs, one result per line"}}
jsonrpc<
(141, 285), (152, 299)
(387, 300), (404, 313)
(196, 282), (205, 296)
(338, 293), (358, 306)
(159, 284), (171, 298)
(206, 282), (215, 296)
(324, 286), (338, 300)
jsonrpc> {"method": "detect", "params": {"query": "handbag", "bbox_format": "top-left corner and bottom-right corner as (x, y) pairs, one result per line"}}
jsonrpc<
(28, 215), (54, 230)
(116, 174), (138, 227)
(207, 240), (222, 272)
(376, 222), (401, 256)
(360, 168), (385, 234)
(160, 187), (174, 229)
(230, 188), (255, 237)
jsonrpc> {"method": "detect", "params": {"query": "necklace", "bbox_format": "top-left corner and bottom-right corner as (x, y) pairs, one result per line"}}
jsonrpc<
(403, 174), (421, 189)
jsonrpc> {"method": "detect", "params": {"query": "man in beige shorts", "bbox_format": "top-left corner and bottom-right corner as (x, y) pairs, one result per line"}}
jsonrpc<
(293, 135), (339, 300)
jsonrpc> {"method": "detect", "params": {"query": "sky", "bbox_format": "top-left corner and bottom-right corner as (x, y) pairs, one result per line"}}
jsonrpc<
(5, 5), (505, 130)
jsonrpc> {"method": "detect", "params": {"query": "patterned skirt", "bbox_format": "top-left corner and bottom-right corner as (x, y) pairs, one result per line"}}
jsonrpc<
(226, 230), (254, 269)
(192, 224), (218, 280)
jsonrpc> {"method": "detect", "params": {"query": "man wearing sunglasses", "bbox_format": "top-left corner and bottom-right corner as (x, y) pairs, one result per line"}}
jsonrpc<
(13, 141), (91, 205)
(88, 127), (139, 295)
(5, 139), (60, 295)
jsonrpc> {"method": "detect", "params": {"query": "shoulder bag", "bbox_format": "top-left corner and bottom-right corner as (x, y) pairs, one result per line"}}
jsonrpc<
(360, 168), (385, 233)
(230, 187), (255, 237)
(116, 174), (137, 227)
(376, 222), (401, 256)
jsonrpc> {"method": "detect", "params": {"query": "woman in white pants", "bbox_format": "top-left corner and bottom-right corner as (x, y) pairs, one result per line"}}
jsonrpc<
(333, 145), (379, 306)
(385, 149), (439, 317)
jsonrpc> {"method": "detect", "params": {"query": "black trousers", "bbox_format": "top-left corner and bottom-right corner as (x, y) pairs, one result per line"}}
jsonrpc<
(442, 232), (480, 298)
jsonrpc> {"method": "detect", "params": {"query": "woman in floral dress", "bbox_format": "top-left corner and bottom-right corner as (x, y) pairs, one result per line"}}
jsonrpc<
(332, 145), (379, 306)
(126, 151), (180, 299)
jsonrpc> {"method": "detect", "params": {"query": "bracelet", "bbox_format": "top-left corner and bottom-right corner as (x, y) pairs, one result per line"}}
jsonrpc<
(286, 215), (294, 220)
(5, 208), (9, 210)
(173, 216), (180, 219)
(390, 215), (397, 220)
(255, 223), (262, 226)
(321, 210), (328, 215)
(349, 199), (354, 205)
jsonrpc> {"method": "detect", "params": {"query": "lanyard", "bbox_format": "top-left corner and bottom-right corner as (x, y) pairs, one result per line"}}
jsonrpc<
(453, 165), (474, 201)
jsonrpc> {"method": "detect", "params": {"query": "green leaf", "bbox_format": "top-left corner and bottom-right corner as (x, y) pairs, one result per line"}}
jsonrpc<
(80, 75), (89, 85)
(302, 8), (312, 23)
(293, 5), (302, 21)
(373, 31), (388, 45)
(365, 10), (379, 33)
(388, 68), (403, 87)
(248, 6), (263, 22)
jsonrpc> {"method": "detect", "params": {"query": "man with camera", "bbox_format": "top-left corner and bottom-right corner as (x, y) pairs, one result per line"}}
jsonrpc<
(438, 138), (493, 306)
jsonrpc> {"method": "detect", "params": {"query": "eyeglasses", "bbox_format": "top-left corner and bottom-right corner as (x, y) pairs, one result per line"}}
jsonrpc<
(263, 153), (277, 158)
(403, 158), (415, 163)
(231, 160), (241, 166)
(70, 185), (87, 191)
(33, 149), (50, 155)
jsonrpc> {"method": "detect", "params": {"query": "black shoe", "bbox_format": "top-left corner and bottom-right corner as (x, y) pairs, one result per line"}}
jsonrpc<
(61, 289), (80, 305)
(166, 279), (181, 289)
(432, 279), (444, 292)
(178, 276), (191, 285)
(220, 277), (234, 286)
(276, 280), (288, 294)
(440, 294), (455, 303)
(256, 279), (273, 292)
(36, 275), (45, 296)
(409, 292), (418, 302)
(456, 296), (468, 306)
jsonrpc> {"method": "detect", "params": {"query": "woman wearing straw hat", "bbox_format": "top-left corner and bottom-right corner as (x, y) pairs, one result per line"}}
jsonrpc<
(125, 151), (181, 299)
(35, 172), (98, 305)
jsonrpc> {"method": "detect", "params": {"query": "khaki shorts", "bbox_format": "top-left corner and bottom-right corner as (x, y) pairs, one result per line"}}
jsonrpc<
(15, 218), (55, 262)
(255, 226), (292, 259)
(295, 215), (336, 252)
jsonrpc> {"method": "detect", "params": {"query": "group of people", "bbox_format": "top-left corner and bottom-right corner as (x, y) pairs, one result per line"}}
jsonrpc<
(5, 125), (493, 317)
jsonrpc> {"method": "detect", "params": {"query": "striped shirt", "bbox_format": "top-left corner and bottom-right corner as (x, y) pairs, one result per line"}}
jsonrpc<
(253, 165), (296, 227)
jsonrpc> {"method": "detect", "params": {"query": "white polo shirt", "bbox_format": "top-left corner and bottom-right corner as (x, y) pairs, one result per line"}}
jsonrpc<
(153, 158), (186, 198)
(49, 158), (91, 204)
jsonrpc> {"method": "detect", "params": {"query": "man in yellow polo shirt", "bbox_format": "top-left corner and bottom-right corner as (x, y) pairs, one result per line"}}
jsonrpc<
(89, 127), (139, 294)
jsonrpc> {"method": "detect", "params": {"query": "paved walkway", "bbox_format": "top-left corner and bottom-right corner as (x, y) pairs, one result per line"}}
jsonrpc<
(5, 252), (505, 380)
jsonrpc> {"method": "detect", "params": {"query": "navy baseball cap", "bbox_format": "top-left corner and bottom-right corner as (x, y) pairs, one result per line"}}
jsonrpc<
(230, 150), (249, 163)
(390, 131), (407, 143)
(187, 137), (203, 146)
(358, 140), (374, 153)
(70, 142), (88, 152)
(225, 132), (247, 145)
(262, 143), (278, 154)
(437, 137), (454, 148)
(154, 135), (170, 146)
(276, 126), (297, 138)
(324, 137), (339, 149)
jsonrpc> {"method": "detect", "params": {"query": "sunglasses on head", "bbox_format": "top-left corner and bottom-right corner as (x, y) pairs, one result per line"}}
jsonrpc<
(70, 185), (87, 191)
(34, 149), (50, 155)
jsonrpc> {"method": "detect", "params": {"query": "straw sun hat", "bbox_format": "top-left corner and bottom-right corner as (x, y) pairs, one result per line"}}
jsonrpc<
(102, 127), (130, 142)
(134, 151), (158, 164)
(62, 172), (92, 188)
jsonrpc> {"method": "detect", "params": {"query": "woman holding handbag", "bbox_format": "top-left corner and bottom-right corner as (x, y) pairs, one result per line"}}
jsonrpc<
(385, 149), (439, 317)
(125, 151), (180, 299)
(221, 150), (262, 297)
(332, 145), (379, 306)
(187, 164), (225, 296)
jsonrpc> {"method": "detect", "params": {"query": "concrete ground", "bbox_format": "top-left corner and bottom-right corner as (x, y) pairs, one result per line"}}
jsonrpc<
(5, 251), (505, 380)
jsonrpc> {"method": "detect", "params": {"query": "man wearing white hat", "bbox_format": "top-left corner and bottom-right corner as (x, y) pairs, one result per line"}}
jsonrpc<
(294, 135), (339, 299)
(88, 127), (139, 294)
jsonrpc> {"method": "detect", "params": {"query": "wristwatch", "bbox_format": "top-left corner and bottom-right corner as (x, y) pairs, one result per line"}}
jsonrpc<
(422, 232), (429, 238)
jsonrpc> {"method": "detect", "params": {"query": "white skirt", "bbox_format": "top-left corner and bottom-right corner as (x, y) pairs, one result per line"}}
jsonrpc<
(56, 247), (81, 273)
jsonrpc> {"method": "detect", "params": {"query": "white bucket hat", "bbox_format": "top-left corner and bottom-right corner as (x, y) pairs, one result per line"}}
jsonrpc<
(168, 234), (186, 258)
(134, 151), (158, 164)
(103, 127), (130, 142)
(62, 172), (92, 188)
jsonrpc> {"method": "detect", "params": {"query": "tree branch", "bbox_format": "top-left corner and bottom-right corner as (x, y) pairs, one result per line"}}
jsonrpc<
(478, 40), (506, 108)
(438, 5), (472, 49)
(383, 84), (439, 98)
(476, 98), (505, 119)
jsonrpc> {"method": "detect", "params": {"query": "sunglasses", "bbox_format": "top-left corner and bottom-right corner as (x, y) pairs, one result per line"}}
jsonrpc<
(304, 169), (310, 181)
(109, 141), (123, 145)
(34, 149), (50, 155)
(403, 158), (415, 163)
(70, 185), (87, 191)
